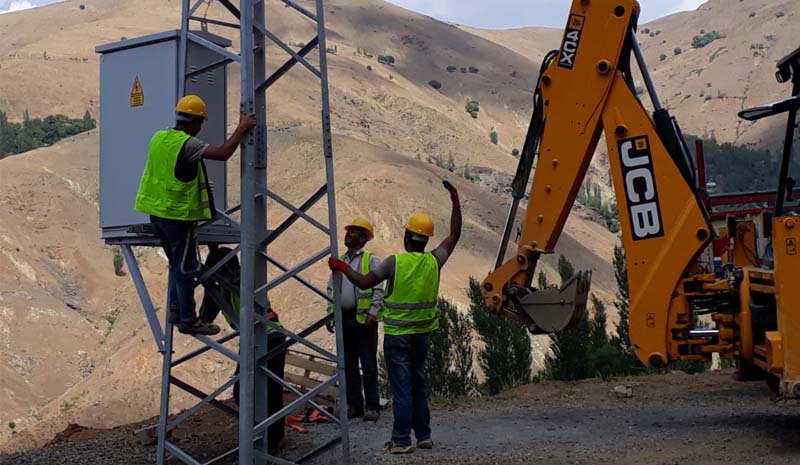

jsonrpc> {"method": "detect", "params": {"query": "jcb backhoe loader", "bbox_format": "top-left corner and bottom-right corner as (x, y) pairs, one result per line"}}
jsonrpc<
(482, 0), (800, 397)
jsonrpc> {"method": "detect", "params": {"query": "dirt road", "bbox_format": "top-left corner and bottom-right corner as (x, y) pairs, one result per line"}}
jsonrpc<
(3, 371), (800, 465)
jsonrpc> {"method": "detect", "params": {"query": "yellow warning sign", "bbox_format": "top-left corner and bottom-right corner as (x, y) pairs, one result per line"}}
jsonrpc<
(130, 76), (144, 107)
(787, 238), (797, 255)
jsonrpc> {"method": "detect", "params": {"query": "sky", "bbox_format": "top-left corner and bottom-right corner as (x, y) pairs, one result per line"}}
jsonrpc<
(385, 0), (707, 29)
(0, 0), (706, 24)
(0, 0), (60, 14)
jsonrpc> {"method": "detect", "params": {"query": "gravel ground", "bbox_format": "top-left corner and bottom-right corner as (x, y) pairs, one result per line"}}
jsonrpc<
(3, 371), (800, 465)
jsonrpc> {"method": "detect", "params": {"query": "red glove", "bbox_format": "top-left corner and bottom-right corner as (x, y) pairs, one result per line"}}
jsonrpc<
(328, 257), (349, 272)
(443, 180), (459, 203)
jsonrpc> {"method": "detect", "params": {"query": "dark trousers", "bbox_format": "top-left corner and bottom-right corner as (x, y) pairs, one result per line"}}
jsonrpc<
(384, 333), (431, 446)
(150, 216), (198, 324)
(234, 332), (287, 453)
(342, 309), (380, 413)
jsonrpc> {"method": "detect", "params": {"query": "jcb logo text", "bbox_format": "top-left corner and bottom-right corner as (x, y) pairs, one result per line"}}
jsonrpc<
(619, 136), (664, 241)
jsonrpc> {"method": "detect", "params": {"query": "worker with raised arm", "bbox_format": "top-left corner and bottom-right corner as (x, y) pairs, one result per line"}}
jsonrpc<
(135, 94), (257, 336)
(326, 218), (384, 422)
(329, 181), (462, 454)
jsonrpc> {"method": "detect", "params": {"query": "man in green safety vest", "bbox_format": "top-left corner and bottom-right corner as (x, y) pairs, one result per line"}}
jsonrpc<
(199, 246), (287, 455)
(329, 181), (462, 454)
(326, 218), (384, 422)
(134, 94), (256, 335)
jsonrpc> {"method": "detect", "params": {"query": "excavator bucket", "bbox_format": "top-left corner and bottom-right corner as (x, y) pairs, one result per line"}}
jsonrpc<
(515, 271), (592, 334)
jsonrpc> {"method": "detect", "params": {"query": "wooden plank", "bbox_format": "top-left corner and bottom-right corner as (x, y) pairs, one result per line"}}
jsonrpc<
(286, 353), (337, 377)
(754, 344), (767, 357)
(284, 372), (338, 399)
(750, 283), (775, 294)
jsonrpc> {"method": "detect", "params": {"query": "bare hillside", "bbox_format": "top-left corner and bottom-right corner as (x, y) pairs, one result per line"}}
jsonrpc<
(0, 0), (624, 448)
(461, 0), (800, 152)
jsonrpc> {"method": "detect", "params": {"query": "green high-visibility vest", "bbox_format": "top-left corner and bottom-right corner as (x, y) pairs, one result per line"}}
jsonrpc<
(224, 292), (282, 331)
(134, 129), (212, 221)
(383, 252), (440, 335)
(329, 251), (376, 324)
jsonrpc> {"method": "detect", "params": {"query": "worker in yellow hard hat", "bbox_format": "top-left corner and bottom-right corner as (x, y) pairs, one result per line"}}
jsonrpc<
(329, 181), (462, 454)
(327, 217), (384, 421)
(134, 95), (257, 336)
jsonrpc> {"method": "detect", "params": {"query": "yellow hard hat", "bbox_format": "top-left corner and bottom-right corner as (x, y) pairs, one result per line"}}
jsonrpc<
(175, 95), (208, 120)
(345, 218), (374, 240)
(404, 213), (434, 237)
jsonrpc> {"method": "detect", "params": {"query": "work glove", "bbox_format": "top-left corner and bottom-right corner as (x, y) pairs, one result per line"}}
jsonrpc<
(443, 180), (459, 202)
(328, 257), (349, 272)
(364, 314), (378, 328)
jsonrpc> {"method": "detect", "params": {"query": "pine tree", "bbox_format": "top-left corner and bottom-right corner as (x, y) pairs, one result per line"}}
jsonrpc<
(545, 255), (593, 380)
(426, 297), (478, 398)
(557, 255), (575, 285)
(82, 110), (96, 131)
(609, 245), (641, 371)
(537, 270), (549, 289)
(468, 278), (532, 394)
(610, 245), (632, 355)
(589, 294), (608, 348)
(543, 310), (593, 381)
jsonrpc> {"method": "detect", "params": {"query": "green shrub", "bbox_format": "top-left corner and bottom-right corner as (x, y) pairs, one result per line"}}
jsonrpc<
(465, 99), (480, 115)
(674, 47), (682, 55)
(377, 55), (395, 65)
(112, 246), (125, 276)
(468, 66), (479, 74)
(692, 31), (725, 48)
(660, 53), (668, 61)
(749, 11), (756, 17)
(8, 421), (15, 430)
(459, 164), (479, 182)
(428, 80), (442, 90)
(489, 130), (498, 145)
(512, 148), (520, 157)
(776, 11), (785, 18)
(428, 153), (456, 172)
(460, 67), (467, 73)
(446, 65), (457, 72)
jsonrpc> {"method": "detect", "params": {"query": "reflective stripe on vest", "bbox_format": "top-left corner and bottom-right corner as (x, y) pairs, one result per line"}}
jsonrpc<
(329, 251), (376, 324)
(135, 129), (212, 221)
(383, 252), (440, 335)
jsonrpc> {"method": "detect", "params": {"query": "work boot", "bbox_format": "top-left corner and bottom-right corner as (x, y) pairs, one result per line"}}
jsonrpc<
(417, 439), (434, 450)
(178, 319), (221, 336)
(168, 309), (181, 324)
(347, 406), (364, 419)
(383, 441), (415, 454)
(363, 409), (380, 422)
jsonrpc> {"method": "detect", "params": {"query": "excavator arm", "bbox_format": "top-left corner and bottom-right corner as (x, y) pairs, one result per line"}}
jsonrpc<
(482, 0), (729, 367)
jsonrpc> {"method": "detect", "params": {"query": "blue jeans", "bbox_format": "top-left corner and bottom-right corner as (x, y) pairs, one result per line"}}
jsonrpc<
(150, 216), (198, 324)
(384, 333), (431, 446)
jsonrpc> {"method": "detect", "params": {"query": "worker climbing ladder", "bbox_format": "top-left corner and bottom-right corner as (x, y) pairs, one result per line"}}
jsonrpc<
(102, 0), (350, 464)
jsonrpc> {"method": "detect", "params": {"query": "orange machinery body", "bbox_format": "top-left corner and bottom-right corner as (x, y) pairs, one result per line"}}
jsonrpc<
(482, 0), (800, 396)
